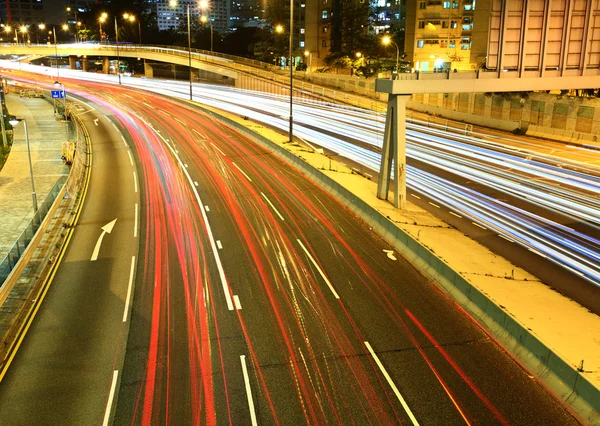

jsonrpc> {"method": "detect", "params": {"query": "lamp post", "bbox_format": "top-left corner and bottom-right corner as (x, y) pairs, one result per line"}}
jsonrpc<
(169, 0), (193, 100)
(37, 23), (45, 44)
(275, 23), (294, 143)
(53, 26), (59, 77)
(114, 17), (122, 84)
(382, 36), (400, 79)
(9, 118), (37, 212)
(200, 15), (213, 52)
(99, 13), (107, 44)
(199, 0), (213, 52)
(123, 13), (142, 44)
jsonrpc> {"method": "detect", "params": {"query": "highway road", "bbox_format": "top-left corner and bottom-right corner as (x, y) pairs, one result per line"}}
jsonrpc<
(0, 74), (580, 424)
(0, 96), (139, 424)
(5, 64), (600, 310)
(0, 69), (586, 424)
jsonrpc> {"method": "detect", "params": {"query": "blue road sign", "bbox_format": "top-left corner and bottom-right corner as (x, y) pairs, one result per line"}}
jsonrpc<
(51, 90), (65, 99)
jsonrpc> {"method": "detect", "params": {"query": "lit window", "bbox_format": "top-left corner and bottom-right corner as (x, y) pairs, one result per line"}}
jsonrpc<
(300, 28), (305, 34)
(322, 10), (328, 19)
(417, 40), (424, 48)
(443, 1), (450, 8)
(300, 41), (305, 47)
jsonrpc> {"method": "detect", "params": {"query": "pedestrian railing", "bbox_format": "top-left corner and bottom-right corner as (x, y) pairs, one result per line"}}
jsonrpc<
(0, 175), (67, 286)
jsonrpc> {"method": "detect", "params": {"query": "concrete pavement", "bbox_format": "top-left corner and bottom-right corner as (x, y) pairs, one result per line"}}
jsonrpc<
(0, 93), (69, 261)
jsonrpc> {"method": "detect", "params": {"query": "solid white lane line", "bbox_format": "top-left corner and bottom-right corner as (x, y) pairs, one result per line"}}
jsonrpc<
(429, 202), (440, 208)
(240, 356), (258, 426)
(134, 203), (138, 238)
(102, 370), (119, 426)
(149, 124), (234, 311)
(449, 212), (462, 218)
(364, 341), (420, 426)
(133, 171), (138, 193)
(261, 192), (285, 221)
(410, 194), (421, 199)
(210, 142), (226, 156)
(123, 256), (136, 322)
(232, 162), (253, 182)
(205, 205), (210, 212)
(297, 239), (340, 299)
(121, 136), (128, 148)
(127, 150), (134, 166)
(234, 295), (242, 310)
(472, 222), (487, 230)
(216, 240), (223, 249)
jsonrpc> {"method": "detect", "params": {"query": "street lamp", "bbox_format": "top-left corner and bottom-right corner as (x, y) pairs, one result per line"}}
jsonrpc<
(53, 26), (59, 77)
(9, 118), (37, 212)
(99, 12), (108, 43)
(4, 26), (11, 45)
(199, 16), (213, 52)
(123, 13), (142, 44)
(114, 16), (122, 84)
(19, 25), (27, 46)
(169, 0), (193, 100)
(382, 35), (400, 79)
(199, 0), (213, 52)
(275, 20), (294, 143)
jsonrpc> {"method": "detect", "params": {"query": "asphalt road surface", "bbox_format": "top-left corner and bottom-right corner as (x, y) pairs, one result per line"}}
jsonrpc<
(0, 73), (582, 425)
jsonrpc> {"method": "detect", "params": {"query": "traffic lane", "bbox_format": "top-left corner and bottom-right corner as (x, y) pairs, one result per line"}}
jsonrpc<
(102, 99), (255, 425)
(133, 102), (424, 424)
(156, 105), (577, 425)
(206, 129), (578, 425)
(408, 157), (600, 315)
(0, 104), (139, 425)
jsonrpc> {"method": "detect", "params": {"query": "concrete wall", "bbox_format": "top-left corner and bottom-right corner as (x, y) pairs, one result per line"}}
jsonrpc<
(409, 91), (600, 146)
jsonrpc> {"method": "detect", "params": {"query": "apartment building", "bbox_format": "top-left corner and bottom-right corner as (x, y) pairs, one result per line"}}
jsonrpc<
(0, 0), (45, 25)
(155, 0), (229, 34)
(304, 0), (331, 69)
(487, 0), (600, 77)
(404, 0), (490, 71)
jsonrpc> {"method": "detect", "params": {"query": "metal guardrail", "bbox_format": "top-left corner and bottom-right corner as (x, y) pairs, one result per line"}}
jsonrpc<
(0, 175), (66, 285)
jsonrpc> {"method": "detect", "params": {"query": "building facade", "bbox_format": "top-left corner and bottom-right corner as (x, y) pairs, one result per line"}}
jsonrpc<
(404, 0), (491, 72)
(0, 0), (45, 25)
(487, 0), (600, 77)
(156, 0), (229, 34)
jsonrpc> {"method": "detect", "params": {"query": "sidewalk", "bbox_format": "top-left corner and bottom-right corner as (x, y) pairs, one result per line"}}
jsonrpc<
(0, 94), (69, 261)
(200, 103), (600, 393)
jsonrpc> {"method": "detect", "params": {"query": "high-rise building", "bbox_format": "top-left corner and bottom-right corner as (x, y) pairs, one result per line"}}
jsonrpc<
(155, 0), (229, 34)
(0, 0), (45, 25)
(404, 0), (490, 72)
(304, 0), (331, 69)
(487, 0), (600, 76)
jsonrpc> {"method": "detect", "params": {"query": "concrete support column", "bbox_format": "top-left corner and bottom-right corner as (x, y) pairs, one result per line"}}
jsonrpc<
(377, 93), (410, 209)
(82, 57), (88, 72)
(68, 55), (77, 70)
(190, 69), (198, 82)
(102, 57), (110, 74)
(144, 62), (153, 78)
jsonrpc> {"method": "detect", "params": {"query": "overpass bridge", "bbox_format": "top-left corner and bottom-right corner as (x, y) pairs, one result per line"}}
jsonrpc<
(3, 42), (599, 212)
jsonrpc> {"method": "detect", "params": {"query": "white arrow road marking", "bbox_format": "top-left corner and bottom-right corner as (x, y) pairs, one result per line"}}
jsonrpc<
(383, 249), (397, 261)
(91, 219), (118, 261)
(93, 118), (99, 126)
